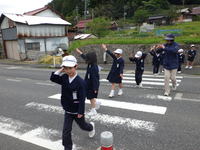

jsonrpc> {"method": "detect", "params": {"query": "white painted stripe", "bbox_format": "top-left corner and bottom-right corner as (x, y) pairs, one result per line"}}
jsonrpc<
(35, 82), (55, 86)
(144, 94), (172, 101)
(6, 66), (22, 69)
(0, 115), (64, 150)
(174, 93), (200, 102)
(123, 73), (183, 79)
(25, 102), (157, 132)
(123, 77), (181, 82)
(6, 78), (21, 82)
(100, 79), (180, 86)
(48, 94), (167, 115)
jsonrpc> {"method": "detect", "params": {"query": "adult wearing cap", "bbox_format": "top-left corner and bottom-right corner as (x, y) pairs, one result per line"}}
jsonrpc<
(50, 55), (95, 150)
(102, 44), (125, 98)
(129, 51), (147, 87)
(185, 44), (197, 69)
(157, 34), (180, 96)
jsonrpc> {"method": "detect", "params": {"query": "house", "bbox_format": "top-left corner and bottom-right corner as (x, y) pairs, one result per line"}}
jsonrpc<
(0, 6), (71, 60)
(147, 15), (167, 25)
(74, 19), (92, 32)
(191, 7), (200, 16)
(177, 8), (193, 22)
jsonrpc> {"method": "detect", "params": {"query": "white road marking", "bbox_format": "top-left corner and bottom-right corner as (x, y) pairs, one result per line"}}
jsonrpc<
(144, 94), (172, 101)
(6, 78), (21, 82)
(123, 73), (183, 79)
(48, 94), (167, 115)
(0, 115), (64, 150)
(35, 82), (55, 86)
(123, 77), (181, 82)
(25, 102), (157, 132)
(6, 66), (22, 69)
(174, 93), (200, 102)
(100, 79), (180, 86)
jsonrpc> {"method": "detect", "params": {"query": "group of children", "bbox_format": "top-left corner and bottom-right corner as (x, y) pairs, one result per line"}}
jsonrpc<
(50, 43), (197, 150)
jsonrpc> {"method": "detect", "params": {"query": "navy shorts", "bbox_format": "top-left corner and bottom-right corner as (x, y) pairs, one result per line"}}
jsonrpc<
(87, 90), (98, 99)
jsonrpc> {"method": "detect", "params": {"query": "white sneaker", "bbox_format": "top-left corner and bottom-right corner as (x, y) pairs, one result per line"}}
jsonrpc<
(164, 92), (169, 96)
(189, 66), (192, 69)
(118, 89), (123, 96)
(135, 85), (139, 88)
(89, 122), (95, 138)
(108, 90), (114, 98)
(185, 66), (189, 69)
(177, 71), (181, 74)
(87, 108), (97, 116)
(95, 101), (101, 110)
(139, 83), (143, 88)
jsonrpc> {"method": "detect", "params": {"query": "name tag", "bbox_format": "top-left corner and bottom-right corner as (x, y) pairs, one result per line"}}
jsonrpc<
(73, 91), (77, 100)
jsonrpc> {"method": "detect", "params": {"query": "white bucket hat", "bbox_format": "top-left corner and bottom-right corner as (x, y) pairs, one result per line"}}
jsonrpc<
(190, 44), (195, 47)
(114, 49), (123, 54)
(178, 49), (184, 53)
(61, 55), (77, 67)
(135, 51), (142, 58)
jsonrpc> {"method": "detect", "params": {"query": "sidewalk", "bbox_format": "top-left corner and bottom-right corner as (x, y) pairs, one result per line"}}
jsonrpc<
(0, 59), (200, 75)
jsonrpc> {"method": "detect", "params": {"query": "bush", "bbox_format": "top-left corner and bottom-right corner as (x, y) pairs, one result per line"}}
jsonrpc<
(86, 17), (110, 38)
(38, 55), (62, 64)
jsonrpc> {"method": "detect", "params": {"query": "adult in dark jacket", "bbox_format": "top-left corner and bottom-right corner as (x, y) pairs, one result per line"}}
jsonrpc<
(185, 44), (197, 69)
(129, 51), (147, 87)
(50, 55), (95, 150)
(102, 44), (125, 98)
(157, 34), (180, 96)
(76, 48), (100, 116)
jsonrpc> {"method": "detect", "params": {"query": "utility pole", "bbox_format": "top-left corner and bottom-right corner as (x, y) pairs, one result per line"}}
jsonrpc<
(84, 0), (87, 20)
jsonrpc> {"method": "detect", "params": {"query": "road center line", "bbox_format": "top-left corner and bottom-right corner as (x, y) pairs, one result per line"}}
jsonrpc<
(48, 94), (167, 115)
(6, 78), (21, 82)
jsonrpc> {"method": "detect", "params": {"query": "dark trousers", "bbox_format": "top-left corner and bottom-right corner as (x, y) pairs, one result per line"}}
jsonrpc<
(153, 63), (160, 74)
(178, 63), (182, 71)
(63, 112), (93, 150)
(135, 70), (144, 85)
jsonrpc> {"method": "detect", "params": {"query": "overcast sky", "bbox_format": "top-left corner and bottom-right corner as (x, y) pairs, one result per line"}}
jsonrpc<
(0, 0), (52, 15)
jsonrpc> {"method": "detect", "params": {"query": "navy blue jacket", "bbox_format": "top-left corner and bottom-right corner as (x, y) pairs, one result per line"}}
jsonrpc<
(106, 50), (124, 83)
(157, 42), (180, 70)
(80, 54), (100, 91)
(149, 50), (161, 65)
(178, 53), (185, 64)
(129, 53), (147, 71)
(50, 73), (86, 115)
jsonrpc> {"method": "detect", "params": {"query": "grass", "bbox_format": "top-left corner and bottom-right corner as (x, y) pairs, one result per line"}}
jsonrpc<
(68, 21), (200, 51)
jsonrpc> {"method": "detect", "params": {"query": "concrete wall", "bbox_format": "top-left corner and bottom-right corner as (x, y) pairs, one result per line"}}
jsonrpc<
(71, 44), (200, 65)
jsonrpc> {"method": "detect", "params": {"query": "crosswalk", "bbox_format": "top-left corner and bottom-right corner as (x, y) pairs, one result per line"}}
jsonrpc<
(100, 73), (183, 88)
(0, 73), (183, 150)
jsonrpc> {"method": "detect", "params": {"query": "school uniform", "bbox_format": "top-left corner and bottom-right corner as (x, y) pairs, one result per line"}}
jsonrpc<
(150, 50), (161, 74)
(187, 49), (196, 62)
(50, 72), (93, 150)
(80, 54), (100, 99)
(178, 53), (185, 71)
(129, 53), (147, 85)
(106, 50), (124, 83)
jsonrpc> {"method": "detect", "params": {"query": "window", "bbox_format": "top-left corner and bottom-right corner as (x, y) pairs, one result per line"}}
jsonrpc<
(26, 42), (40, 51)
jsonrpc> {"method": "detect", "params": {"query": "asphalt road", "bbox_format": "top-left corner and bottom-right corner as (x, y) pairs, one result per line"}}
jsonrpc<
(0, 64), (200, 150)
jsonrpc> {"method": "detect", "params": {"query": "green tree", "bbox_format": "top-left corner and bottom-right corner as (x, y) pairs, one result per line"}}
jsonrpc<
(133, 9), (149, 24)
(86, 17), (110, 37)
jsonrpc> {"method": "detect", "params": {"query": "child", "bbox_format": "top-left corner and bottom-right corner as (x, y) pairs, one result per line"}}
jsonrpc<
(177, 49), (185, 73)
(185, 44), (197, 69)
(150, 45), (161, 75)
(76, 48), (100, 116)
(129, 51), (147, 88)
(101, 44), (124, 98)
(50, 55), (95, 150)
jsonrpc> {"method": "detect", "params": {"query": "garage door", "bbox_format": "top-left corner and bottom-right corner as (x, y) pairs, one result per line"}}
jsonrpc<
(5, 41), (20, 60)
